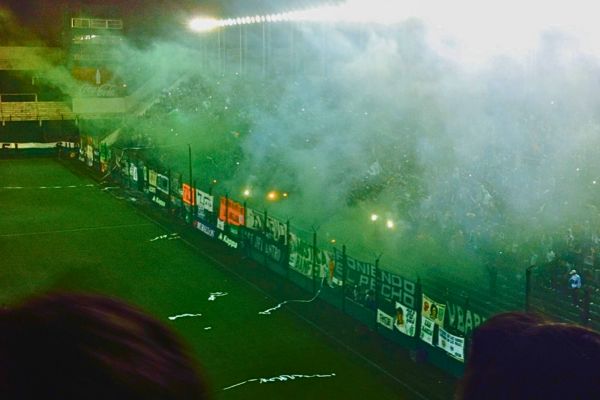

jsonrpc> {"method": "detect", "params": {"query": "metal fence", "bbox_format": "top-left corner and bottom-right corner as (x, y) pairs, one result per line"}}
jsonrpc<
(72, 137), (517, 377)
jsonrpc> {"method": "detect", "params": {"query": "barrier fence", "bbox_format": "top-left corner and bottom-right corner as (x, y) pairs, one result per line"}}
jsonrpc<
(74, 137), (488, 377)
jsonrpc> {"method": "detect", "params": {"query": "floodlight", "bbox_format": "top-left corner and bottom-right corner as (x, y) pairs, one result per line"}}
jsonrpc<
(267, 191), (278, 201)
(188, 17), (219, 32)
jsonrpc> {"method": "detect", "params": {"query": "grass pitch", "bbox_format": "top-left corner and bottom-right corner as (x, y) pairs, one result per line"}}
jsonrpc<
(0, 158), (450, 399)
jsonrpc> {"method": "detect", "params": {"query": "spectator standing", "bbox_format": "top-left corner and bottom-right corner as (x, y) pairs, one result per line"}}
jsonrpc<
(569, 269), (582, 306)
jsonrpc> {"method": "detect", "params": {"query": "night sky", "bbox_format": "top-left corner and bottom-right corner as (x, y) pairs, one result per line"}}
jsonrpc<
(1, 0), (330, 45)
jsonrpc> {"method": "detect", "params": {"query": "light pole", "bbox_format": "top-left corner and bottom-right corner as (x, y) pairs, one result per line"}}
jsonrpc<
(188, 143), (193, 224)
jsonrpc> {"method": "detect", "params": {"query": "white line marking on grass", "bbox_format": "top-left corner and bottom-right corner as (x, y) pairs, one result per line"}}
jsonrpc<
(0, 223), (153, 238)
(208, 292), (228, 301)
(222, 373), (336, 391)
(259, 277), (325, 315)
(149, 233), (180, 242)
(168, 313), (202, 321)
(129, 208), (432, 400)
(1, 184), (96, 190)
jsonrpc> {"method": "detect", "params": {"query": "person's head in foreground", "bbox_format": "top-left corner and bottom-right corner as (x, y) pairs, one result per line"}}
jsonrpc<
(457, 312), (600, 400)
(0, 292), (211, 399)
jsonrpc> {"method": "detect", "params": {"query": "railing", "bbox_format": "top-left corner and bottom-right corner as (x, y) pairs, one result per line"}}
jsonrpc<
(0, 101), (76, 122)
(71, 18), (123, 30)
(0, 93), (38, 102)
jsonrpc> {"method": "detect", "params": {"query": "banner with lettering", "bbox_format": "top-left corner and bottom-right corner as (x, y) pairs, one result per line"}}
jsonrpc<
(420, 317), (435, 345)
(218, 197), (245, 226)
(195, 189), (214, 213)
(193, 220), (216, 238)
(288, 233), (314, 278)
(340, 254), (375, 306)
(182, 183), (195, 205)
(241, 228), (285, 263)
(422, 294), (446, 328)
(156, 173), (169, 194)
(376, 309), (394, 330)
(336, 253), (417, 309)
(245, 207), (288, 244)
(445, 301), (486, 336)
(394, 302), (417, 337)
(437, 327), (465, 362)
(379, 268), (417, 309)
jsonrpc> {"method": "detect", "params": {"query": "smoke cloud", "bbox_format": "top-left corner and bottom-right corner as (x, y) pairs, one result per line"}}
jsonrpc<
(8, 1), (600, 280)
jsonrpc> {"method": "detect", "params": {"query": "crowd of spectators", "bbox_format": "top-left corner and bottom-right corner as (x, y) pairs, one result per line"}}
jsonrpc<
(116, 71), (599, 316)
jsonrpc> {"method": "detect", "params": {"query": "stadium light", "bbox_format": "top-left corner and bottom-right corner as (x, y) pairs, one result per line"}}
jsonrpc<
(188, 17), (219, 32)
(243, 189), (251, 197)
(267, 191), (278, 201)
(370, 213), (379, 222)
(386, 219), (395, 229)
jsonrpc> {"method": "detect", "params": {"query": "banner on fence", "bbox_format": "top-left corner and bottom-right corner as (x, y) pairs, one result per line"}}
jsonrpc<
(156, 173), (169, 194)
(217, 231), (238, 249)
(380, 269), (417, 309)
(377, 309), (394, 330)
(129, 163), (138, 182)
(339, 253), (417, 309)
(195, 189), (213, 213)
(193, 220), (216, 238)
(288, 233), (334, 280)
(182, 183), (195, 205)
(437, 327), (465, 362)
(218, 197), (244, 226)
(422, 294), (446, 328)
(288, 233), (314, 277)
(245, 208), (288, 244)
(241, 229), (285, 263)
(394, 302), (417, 337)
(148, 169), (157, 193)
(420, 317), (435, 345)
(446, 301), (486, 336)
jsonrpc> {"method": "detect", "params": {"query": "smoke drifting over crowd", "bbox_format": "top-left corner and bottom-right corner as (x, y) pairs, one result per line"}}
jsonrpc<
(7, 1), (600, 278)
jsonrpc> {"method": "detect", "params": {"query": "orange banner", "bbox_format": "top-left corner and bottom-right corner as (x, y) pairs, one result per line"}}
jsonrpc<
(219, 197), (245, 226)
(182, 183), (195, 205)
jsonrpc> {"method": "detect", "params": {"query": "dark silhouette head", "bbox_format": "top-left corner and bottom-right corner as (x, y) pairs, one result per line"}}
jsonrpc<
(457, 312), (600, 400)
(0, 292), (211, 399)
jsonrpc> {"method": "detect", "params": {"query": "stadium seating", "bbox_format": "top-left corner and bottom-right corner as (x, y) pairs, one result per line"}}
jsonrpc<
(0, 101), (75, 123)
